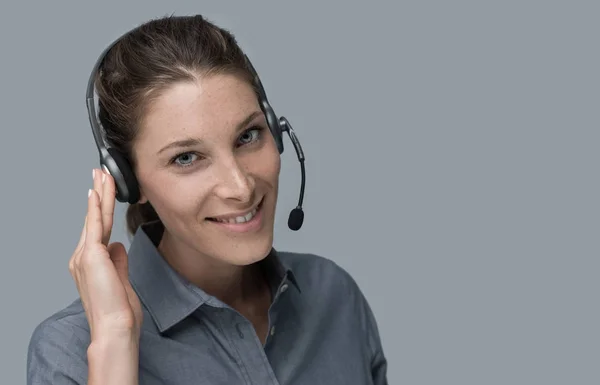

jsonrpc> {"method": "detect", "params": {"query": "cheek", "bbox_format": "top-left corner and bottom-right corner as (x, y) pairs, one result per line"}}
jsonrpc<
(139, 171), (208, 217)
(251, 146), (281, 185)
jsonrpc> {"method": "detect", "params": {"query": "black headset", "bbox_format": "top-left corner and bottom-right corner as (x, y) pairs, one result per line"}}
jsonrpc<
(85, 25), (306, 231)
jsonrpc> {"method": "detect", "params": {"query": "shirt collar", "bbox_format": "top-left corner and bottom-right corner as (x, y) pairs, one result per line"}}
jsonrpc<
(127, 220), (300, 333)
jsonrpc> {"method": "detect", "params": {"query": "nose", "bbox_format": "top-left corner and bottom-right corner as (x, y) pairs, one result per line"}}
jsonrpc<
(213, 156), (255, 203)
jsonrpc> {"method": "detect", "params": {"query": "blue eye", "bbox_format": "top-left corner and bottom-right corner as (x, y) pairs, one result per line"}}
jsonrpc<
(169, 127), (264, 169)
(172, 152), (198, 167)
(238, 127), (263, 146)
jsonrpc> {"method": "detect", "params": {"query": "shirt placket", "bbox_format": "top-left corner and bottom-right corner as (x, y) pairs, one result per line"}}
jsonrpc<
(218, 307), (281, 385)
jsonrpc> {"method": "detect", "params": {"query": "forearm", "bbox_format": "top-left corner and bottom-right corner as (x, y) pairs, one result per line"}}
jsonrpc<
(87, 334), (139, 385)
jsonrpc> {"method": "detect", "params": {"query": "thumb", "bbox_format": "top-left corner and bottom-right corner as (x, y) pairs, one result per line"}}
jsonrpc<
(107, 242), (130, 284)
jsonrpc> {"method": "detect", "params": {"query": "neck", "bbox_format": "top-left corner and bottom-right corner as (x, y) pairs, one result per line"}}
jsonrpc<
(157, 230), (270, 309)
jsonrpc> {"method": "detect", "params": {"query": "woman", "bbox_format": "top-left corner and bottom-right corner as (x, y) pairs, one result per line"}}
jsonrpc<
(27, 14), (388, 385)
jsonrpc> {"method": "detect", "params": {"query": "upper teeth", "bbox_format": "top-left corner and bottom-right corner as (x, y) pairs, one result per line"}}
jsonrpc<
(214, 206), (258, 224)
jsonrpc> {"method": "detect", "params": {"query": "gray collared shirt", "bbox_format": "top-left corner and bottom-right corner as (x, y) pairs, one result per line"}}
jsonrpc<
(27, 221), (388, 385)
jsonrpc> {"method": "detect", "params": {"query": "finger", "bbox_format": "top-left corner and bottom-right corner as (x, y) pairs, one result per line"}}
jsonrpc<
(71, 218), (84, 264)
(100, 170), (116, 245)
(107, 242), (129, 283)
(85, 189), (103, 246)
(72, 214), (89, 275)
(93, 168), (104, 203)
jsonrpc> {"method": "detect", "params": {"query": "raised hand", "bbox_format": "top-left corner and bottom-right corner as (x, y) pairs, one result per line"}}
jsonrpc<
(68, 168), (143, 342)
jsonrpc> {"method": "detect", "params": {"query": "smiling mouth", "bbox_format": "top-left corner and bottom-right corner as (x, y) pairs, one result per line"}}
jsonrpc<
(206, 197), (264, 224)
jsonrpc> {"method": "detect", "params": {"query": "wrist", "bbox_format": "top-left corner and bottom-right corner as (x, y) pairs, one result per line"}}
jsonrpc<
(91, 320), (140, 342)
(87, 335), (140, 385)
(88, 330), (139, 354)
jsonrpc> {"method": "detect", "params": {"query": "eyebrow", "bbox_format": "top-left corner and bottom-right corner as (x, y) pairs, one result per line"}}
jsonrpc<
(156, 110), (263, 155)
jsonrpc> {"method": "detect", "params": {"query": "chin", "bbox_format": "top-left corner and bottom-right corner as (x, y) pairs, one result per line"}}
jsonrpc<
(227, 238), (274, 266)
(207, 230), (274, 267)
(202, 195), (276, 266)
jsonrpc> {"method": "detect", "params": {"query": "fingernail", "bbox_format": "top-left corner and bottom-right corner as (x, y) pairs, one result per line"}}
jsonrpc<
(88, 189), (92, 197)
(102, 173), (106, 184)
(92, 169), (96, 179)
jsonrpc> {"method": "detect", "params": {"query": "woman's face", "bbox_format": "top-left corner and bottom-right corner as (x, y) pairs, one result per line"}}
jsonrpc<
(131, 73), (281, 266)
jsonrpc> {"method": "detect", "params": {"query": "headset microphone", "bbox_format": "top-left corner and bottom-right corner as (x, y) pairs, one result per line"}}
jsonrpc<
(279, 117), (306, 231)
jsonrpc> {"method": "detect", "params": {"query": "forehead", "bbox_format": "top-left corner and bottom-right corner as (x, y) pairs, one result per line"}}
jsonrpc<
(137, 74), (259, 145)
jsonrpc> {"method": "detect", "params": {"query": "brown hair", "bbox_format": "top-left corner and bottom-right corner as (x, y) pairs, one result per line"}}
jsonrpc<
(94, 14), (255, 236)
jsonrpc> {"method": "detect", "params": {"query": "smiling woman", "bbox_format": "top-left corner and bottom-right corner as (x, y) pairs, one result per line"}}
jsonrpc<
(132, 76), (281, 273)
(26, 14), (388, 385)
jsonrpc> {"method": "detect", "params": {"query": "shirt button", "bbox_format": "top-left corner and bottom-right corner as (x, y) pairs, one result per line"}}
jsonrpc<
(280, 284), (288, 294)
(236, 324), (245, 339)
(270, 326), (276, 336)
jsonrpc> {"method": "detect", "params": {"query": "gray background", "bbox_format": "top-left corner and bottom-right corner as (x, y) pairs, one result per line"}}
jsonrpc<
(1, 0), (598, 384)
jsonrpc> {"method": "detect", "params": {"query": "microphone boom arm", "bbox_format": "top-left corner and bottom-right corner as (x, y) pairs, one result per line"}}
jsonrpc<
(279, 117), (306, 230)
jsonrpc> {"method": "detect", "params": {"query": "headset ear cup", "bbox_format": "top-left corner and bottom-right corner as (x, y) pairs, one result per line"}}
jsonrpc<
(261, 102), (284, 154)
(274, 127), (284, 154)
(272, 128), (284, 154)
(106, 148), (140, 204)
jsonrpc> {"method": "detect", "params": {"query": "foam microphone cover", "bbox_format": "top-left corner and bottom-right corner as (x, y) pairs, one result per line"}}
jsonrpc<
(288, 207), (304, 231)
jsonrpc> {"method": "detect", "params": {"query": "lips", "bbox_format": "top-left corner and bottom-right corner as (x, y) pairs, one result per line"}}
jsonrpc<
(206, 197), (264, 224)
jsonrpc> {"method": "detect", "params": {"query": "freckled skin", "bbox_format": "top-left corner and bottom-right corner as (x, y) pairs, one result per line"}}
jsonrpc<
(131, 73), (281, 293)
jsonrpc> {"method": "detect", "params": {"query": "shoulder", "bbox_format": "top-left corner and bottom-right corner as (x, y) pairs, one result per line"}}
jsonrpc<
(276, 250), (386, 359)
(29, 298), (91, 348)
(277, 250), (361, 295)
(27, 299), (90, 385)
(276, 250), (373, 321)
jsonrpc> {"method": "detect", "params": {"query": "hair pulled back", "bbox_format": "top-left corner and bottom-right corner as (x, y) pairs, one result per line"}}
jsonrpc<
(94, 15), (254, 236)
